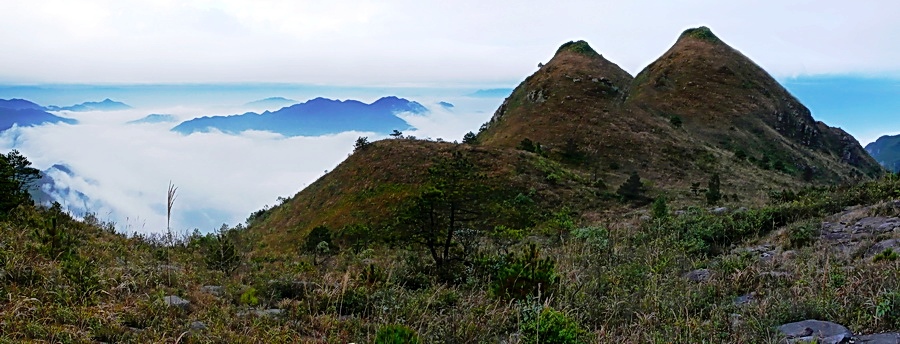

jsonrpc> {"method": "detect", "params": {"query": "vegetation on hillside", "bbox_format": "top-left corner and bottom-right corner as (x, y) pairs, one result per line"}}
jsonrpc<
(1, 27), (894, 343)
(1, 150), (897, 342)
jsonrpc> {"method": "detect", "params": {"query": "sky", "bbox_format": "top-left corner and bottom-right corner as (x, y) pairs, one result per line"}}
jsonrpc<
(0, 0), (898, 234)
(1, 0), (899, 84)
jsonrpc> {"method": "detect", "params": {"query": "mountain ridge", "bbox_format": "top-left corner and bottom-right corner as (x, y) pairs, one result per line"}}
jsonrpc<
(865, 133), (900, 172)
(245, 26), (884, 255)
(0, 98), (77, 131)
(47, 98), (131, 112)
(172, 96), (427, 136)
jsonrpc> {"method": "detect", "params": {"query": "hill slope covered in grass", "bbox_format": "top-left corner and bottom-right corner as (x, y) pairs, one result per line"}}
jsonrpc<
(1, 173), (898, 342)
(246, 27), (883, 259)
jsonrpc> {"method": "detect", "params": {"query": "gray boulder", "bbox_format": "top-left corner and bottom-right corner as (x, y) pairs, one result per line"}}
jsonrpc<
(190, 321), (207, 331)
(855, 332), (900, 343)
(777, 319), (852, 344)
(201, 285), (224, 296)
(866, 239), (899, 258)
(683, 269), (711, 283)
(163, 295), (190, 310)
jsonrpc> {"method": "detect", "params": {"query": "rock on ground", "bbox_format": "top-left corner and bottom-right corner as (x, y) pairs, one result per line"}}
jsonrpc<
(777, 319), (851, 344)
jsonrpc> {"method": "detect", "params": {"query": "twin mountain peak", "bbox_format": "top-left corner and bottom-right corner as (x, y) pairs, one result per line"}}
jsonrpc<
(249, 27), (883, 249)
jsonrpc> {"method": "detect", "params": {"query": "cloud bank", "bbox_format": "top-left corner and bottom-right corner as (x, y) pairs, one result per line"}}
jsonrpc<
(0, 98), (494, 234)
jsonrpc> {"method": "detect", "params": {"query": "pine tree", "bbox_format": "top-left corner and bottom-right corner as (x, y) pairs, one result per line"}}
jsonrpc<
(706, 173), (722, 205)
(462, 131), (478, 144)
(617, 172), (648, 205)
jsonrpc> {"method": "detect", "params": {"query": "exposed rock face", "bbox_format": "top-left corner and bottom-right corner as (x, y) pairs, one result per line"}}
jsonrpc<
(818, 203), (900, 258)
(866, 133), (900, 172)
(777, 319), (852, 344)
(777, 320), (900, 344)
(854, 332), (900, 343)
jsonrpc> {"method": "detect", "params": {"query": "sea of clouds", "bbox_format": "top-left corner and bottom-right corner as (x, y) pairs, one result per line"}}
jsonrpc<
(0, 95), (499, 235)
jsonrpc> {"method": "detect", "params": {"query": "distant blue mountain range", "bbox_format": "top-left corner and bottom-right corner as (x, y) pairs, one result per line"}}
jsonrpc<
(0, 98), (76, 131)
(244, 97), (297, 109)
(47, 98), (131, 112)
(127, 114), (178, 124)
(172, 96), (427, 136)
(468, 88), (513, 98)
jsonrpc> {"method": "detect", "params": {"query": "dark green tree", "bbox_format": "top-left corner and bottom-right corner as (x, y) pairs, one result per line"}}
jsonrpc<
(802, 165), (815, 182)
(517, 138), (537, 153)
(669, 115), (683, 128)
(490, 243), (558, 300)
(389, 130), (403, 139)
(651, 196), (668, 219)
(205, 225), (241, 274)
(690, 182), (701, 196)
(0, 150), (41, 215)
(561, 138), (585, 164)
(617, 172), (648, 205)
(706, 173), (722, 205)
(394, 150), (491, 279)
(353, 136), (370, 152)
(462, 131), (478, 144)
(304, 225), (335, 265)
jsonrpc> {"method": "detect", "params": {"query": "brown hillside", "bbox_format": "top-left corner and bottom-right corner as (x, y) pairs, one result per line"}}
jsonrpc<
(246, 27), (883, 255)
(249, 139), (603, 253)
(626, 27), (882, 181)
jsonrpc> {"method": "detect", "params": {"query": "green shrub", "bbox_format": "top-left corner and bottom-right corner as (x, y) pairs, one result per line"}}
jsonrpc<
(34, 209), (79, 260)
(204, 229), (240, 274)
(490, 243), (558, 300)
(681, 26), (720, 42)
(375, 324), (420, 344)
(571, 226), (609, 251)
(669, 115), (683, 128)
(875, 291), (900, 327)
(240, 287), (259, 306)
(518, 138), (537, 153)
(521, 307), (587, 344)
(786, 221), (818, 248)
(651, 197), (668, 219)
(873, 248), (899, 262)
(61, 254), (102, 305)
(556, 40), (599, 57)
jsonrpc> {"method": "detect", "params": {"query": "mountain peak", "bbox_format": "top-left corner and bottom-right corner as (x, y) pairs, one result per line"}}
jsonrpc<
(678, 26), (721, 43)
(554, 40), (601, 58)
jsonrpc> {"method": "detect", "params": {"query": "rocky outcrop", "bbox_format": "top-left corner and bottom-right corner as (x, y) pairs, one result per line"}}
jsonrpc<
(777, 319), (900, 344)
(777, 320), (852, 344)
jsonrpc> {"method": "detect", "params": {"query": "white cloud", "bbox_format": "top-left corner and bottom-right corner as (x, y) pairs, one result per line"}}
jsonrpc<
(0, 106), (364, 233)
(0, 98), (493, 234)
(0, 1), (898, 84)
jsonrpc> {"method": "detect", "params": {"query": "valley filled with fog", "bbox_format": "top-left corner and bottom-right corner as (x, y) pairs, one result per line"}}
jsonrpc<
(0, 86), (505, 234)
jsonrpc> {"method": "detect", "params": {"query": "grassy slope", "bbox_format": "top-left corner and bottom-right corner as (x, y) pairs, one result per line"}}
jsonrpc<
(248, 139), (607, 255)
(246, 28), (884, 259)
(2, 176), (898, 343)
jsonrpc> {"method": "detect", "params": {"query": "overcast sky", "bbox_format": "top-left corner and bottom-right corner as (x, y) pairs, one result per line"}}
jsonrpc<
(1, 0), (899, 85)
